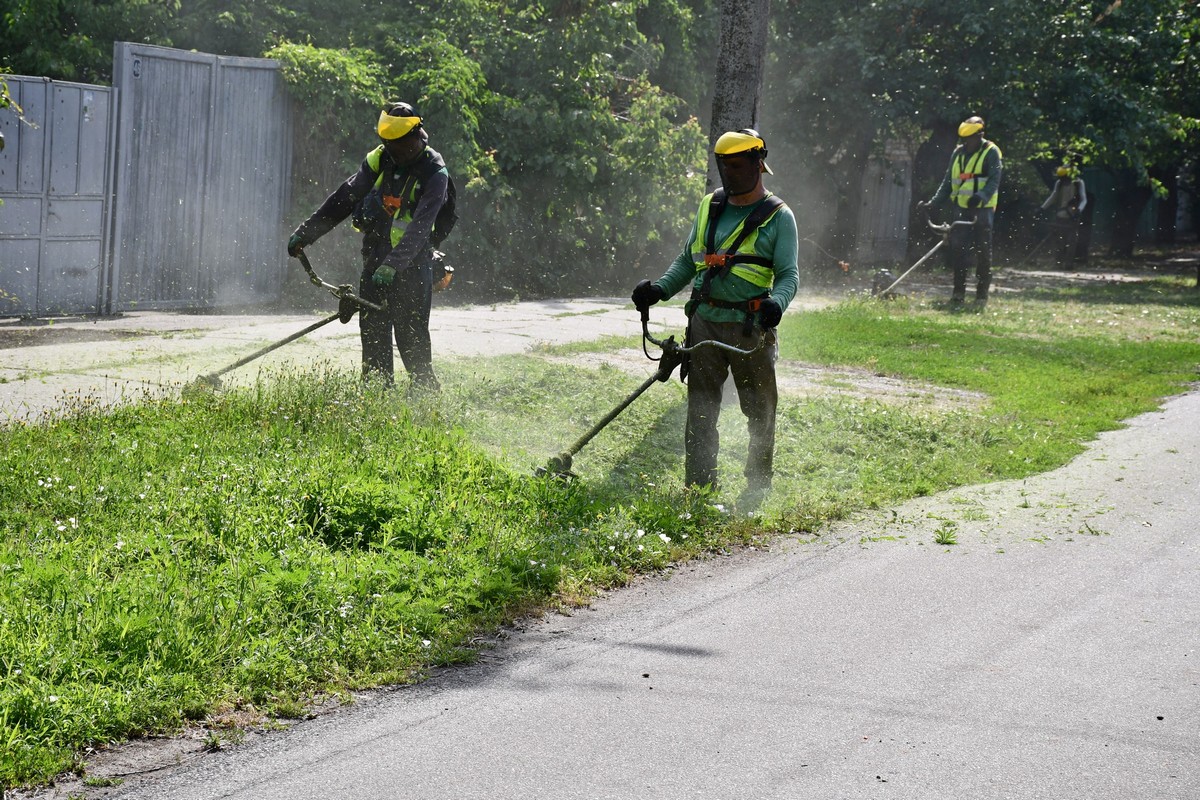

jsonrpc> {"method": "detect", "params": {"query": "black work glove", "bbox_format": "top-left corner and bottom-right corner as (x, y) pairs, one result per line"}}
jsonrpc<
(967, 193), (984, 209)
(631, 279), (664, 309)
(287, 231), (307, 257)
(757, 296), (783, 329)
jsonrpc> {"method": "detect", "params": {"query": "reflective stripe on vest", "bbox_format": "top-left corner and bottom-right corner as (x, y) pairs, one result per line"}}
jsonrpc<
(689, 193), (781, 289)
(366, 145), (422, 247)
(950, 141), (1000, 209)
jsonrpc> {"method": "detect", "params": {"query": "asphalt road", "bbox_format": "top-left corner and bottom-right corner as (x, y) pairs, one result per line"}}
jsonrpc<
(85, 389), (1197, 800)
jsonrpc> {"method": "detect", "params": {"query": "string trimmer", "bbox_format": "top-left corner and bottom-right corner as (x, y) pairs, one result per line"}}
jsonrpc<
(192, 250), (384, 388)
(538, 305), (766, 478)
(873, 208), (977, 298)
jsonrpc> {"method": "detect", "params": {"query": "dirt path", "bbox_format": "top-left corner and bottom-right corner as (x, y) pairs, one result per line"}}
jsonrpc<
(2, 253), (1195, 423)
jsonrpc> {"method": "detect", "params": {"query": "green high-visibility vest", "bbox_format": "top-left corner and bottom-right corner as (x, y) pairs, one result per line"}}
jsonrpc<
(951, 141), (1001, 209)
(364, 145), (425, 248)
(689, 192), (783, 289)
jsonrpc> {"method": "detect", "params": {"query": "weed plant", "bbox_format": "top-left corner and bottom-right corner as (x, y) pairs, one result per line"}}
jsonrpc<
(3, 278), (1199, 787)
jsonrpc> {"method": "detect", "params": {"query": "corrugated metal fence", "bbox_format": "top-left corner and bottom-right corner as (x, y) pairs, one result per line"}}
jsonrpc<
(0, 77), (116, 315)
(0, 43), (291, 317)
(110, 43), (290, 311)
(854, 140), (915, 266)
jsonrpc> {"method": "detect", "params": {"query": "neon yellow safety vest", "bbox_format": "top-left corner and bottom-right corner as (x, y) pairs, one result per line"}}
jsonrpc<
(364, 145), (423, 248)
(689, 192), (783, 289)
(951, 141), (1001, 209)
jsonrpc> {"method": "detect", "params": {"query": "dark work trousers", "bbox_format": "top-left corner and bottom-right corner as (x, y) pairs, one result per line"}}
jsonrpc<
(684, 314), (779, 490)
(358, 254), (438, 390)
(1050, 213), (1082, 268)
(949, 206), (994, 302)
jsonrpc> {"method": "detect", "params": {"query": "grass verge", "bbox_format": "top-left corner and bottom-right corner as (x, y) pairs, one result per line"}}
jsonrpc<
(2, 275), (1199, 786)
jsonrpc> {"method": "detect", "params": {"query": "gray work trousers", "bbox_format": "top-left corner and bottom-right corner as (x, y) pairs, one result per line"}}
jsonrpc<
(684, 314), (779, 489)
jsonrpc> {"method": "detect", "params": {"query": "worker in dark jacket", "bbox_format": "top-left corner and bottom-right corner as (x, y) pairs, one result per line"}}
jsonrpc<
(922, 115), (1003, 308)
(288, 102), (450, 391)
(632, 129), (798, 511)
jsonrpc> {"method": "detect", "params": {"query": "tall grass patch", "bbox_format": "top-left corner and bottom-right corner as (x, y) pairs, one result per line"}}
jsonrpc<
(0, 371), (725, 785)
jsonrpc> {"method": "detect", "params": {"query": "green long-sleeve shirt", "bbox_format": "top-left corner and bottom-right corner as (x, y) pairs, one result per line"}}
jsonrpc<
(654, 193), (799, 325)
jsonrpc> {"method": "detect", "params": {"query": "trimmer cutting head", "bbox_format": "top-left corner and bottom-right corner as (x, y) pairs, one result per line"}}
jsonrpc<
(536, 452), (576, 480)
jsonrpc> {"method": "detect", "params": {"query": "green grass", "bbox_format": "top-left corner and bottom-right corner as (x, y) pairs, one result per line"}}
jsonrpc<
(783, 295), (1200, 479)
(3, 275), (1200, 787)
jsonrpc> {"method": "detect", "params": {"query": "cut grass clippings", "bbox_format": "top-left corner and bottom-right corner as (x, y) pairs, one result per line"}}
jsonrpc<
(3, 275), (1200, 787)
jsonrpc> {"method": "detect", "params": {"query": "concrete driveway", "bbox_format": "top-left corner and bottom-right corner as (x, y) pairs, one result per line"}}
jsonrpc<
(0, 297), (688, 423)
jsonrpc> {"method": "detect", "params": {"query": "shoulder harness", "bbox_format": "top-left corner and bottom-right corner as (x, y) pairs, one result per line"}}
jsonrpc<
(690, 189), (785, 333)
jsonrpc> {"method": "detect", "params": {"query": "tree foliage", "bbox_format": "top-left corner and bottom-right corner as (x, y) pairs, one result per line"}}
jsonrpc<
(766, 0), (1199, 259)
(1, 0), (1195, 289)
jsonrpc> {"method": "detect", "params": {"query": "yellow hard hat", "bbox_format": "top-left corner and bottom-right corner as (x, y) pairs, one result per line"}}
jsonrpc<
(1056, 165), (1071, 178)
(958, 116), (985, 138)
(714, 128), (773, 174)
(377, 102), (422, 140)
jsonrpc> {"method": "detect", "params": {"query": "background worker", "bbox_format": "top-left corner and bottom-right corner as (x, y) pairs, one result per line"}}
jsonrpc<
(1040, 165), (1088, 268)
(922, 115), (1003, 308)
(631, 129), (798, 510)
(287, 102), (451, 391)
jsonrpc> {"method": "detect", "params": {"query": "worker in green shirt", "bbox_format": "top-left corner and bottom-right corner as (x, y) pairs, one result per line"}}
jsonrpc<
(632, 129), (799, 510)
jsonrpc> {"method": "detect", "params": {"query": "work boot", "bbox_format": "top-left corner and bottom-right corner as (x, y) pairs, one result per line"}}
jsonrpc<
(405, 373), (441, 400)
(736, 482), (770, 514)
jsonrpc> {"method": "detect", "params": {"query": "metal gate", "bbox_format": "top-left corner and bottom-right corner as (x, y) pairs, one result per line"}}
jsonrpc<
(0, 76), (117, 316)
(854, 140), (915, 265)
(110, 43), (291, 311)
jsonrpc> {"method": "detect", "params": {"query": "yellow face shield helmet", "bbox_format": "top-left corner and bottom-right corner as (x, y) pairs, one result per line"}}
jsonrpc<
(714, 129), (774, 174)
(1056, 166), (1072, 178)
(377, 106), (422, 140)
(958, 116), (985, 138)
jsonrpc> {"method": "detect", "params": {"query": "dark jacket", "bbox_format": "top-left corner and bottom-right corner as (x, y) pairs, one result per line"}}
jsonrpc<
(296, 146), (449, 272)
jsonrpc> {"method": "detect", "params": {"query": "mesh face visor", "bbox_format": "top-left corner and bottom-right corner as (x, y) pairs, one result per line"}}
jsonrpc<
(715, 156), (758, 196)
(714, 129), (774, 174)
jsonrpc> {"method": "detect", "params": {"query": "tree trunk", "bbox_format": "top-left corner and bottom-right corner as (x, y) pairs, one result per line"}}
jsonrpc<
(1108, 169), (1152, 259)
(827, 132), (874, 269)
(707, 0), (771, 189)
(1154, 166), (1178, 246)
(907, 123), (958, 261)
